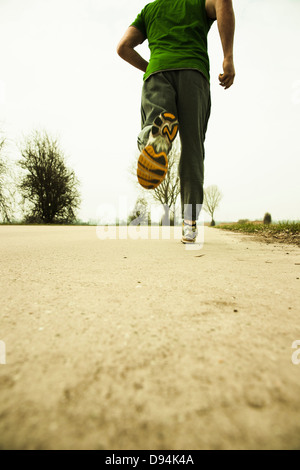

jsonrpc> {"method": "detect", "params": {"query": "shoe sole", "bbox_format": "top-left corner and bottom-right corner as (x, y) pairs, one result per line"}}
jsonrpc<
(181, 238), (197, 244)
(137, 112), (179, 190)
(137, 145), (168, 190)
(152, 112), (179, 143)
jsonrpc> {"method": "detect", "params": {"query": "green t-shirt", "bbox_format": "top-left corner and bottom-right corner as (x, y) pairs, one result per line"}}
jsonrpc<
(131, 0), (215, 82)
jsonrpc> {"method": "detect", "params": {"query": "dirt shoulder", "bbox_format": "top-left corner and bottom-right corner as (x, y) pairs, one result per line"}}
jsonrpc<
(217, 224), (300, 247)
(252, 231), (300, 247)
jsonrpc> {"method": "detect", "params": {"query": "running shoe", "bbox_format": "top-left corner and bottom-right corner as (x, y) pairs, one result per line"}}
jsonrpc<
(181, 220), (198, 244)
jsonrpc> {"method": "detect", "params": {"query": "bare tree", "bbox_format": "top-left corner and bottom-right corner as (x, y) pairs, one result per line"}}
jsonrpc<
(203, 185), (223, 226)
(18, 130), (81, 224)
(0, 137), (14, 222)
(151, 139), (181, 225)
(127, 196), (150, 225)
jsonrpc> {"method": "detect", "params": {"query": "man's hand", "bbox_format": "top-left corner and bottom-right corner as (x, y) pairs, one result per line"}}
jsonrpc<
(207, 0), (235, 90)
(219, 57), (235, 89)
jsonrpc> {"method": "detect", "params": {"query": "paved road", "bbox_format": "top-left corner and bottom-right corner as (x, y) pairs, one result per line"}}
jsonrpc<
(0, 226), (300, 449)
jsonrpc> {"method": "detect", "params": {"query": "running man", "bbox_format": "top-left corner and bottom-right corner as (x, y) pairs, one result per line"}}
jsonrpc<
(117, 0), (235, 243)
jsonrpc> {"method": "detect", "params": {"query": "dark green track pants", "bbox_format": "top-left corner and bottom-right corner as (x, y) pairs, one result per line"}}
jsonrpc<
(137, 70), (211, 221)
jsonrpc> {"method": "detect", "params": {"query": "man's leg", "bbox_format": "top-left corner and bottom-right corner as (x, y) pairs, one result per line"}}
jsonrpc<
(175, 70), (211, 222)
(138, 72), (178, 152)
(137, 72), (179, 190)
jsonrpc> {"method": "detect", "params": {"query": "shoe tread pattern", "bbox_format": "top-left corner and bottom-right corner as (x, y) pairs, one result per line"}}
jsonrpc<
(137, 145), (168, 190)
(161, 113), (179, 143)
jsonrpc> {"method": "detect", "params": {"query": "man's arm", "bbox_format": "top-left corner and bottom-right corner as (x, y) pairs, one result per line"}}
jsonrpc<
(206, 0), (235, 89)
(117, 26), (149, 73)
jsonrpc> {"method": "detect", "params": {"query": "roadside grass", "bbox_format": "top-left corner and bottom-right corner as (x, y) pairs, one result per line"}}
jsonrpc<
(217, 221), (300, 246)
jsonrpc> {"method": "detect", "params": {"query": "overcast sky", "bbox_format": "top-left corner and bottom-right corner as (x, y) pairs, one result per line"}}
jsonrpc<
(0, 0), (299, 222)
